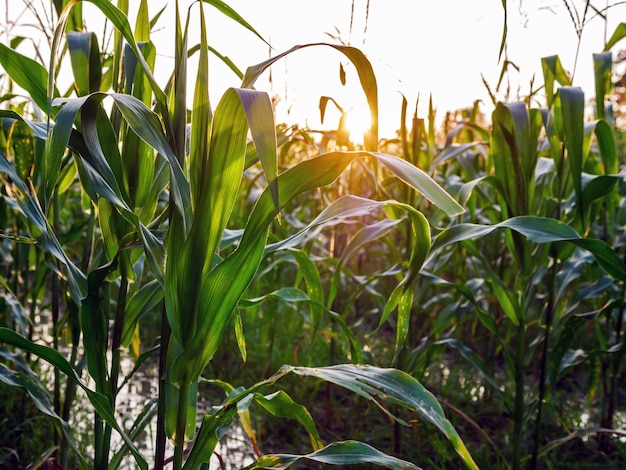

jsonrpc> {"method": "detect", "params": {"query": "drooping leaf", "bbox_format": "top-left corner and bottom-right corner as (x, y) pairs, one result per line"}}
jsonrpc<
(285, 365), (478, 469)
(0, 43), (58, 114)
(244, 440), (420, 469)
(0, 328), (147, 470)
(242, 43), (379, 151)
(253, 390), (323, 451)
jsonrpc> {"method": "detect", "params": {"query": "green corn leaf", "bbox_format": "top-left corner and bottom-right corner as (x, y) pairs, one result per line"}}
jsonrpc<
(556, 87), (585, 224)
(541, 55), (571, 108)
(242, 43), (379, 151)
(234, 88), (279, 213)
(288, 248), (325, 341)
(285, 364), (478, 469)
(395, 285), (414, 354)
(60, 0), (168, 114)
(109, 398), (158, 468)
(234, 309), (247, 363)
(189, 0), (212, 205)
(172, 149), (459, 385)
(134, 0), (150, 41)
(584, 119), (617, 175)
(245, 440), (420, 469)
(240, 287), (311, 307)
(0, 328), (147, 470)
(499, 0), (507, 62)
(165, 338), (199, 441)
(582, 175), (618, 209)
(170, 152), (352, 385)
(604, 22), (626, 50)
(429, 216), (626, 281)
(122, 41), (158, 213)
(82, 257), (119, 394)
(68, 31), (102, 96)
(109, 92), (190, 221)
(121, 279), (163, 348)
(490, 277), (521, 325)
(253, 390), (324, 451)
(0, 43), (58, 114)
(371, 152), (464, 216)
(593, 52), (613, 119)
(0, 154), (87, 302)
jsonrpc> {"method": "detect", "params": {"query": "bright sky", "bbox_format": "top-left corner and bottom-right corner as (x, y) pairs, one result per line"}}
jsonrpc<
(2, 1), (626, 138)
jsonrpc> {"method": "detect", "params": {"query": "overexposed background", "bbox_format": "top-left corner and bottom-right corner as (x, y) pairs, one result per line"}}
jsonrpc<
(2, 1), (625, 137)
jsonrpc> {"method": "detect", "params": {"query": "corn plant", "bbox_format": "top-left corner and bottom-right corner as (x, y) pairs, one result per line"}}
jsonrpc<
(390, 39), (626, 469)
(0, 0), (481, 468)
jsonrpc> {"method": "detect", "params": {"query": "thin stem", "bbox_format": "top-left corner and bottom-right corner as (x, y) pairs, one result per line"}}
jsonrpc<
(155, 302), (170, 470)
(173, 383), (190, 470)
(530, 256), (557, 470)
(513, 322), (526, 470)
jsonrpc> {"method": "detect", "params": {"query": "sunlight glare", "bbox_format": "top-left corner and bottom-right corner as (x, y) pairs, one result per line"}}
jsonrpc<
(344, 105), (371, 146)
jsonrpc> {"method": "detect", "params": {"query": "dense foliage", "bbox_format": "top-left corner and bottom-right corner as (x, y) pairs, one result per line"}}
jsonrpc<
(0, 1), (625, 469)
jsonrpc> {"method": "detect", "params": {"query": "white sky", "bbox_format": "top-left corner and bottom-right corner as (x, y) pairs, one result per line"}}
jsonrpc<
(2, 1), (625, 137)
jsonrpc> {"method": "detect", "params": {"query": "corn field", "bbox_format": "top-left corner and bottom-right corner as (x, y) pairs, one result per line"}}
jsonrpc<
(0, 1), (625, 469)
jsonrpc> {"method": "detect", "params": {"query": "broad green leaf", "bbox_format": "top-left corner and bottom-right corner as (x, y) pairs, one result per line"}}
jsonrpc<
(121, 279), (163, 348)
(604, 22), (626, 50)
(82, 257), (118, 395)
(60, 0), (168, 115)
(0, 328), (147, 470)
(68, 31), (102, 96)
(189, 0), (212, 206)
(245, 440), (420, 469)
(0, 43), (58, 114)
(541, 55), (571, 108)
(372, 152), (463, 216)
(556, 87), (585, 224)
(429, 216), (626, 281)
(395, 286), (414, 354)
(490, 277), (521, 325)
(285, 365), (478, 469)
(134, 0), (150, 41)
(234, 88), (279, 213)
(583, 119), (617, 175)
(593, 53), (612, 119)
(0, 154), (87, 302)
(288, 249), (325, 341)
(254, 390), (323, 451)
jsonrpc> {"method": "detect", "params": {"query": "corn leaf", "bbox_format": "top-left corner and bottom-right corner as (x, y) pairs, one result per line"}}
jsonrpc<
(0, 328), (147, 470)
(429, 216), (626, 281)
(285, 364), (477, 469)
(245, 441), (420, 469)
(253, 391), (324, 451)
(604, 22), (626, 50)
(242, 44), (379, 151)
(68, 32), (102, 96)
(0, 43), (57, 114)
(556, 87), (585, 224)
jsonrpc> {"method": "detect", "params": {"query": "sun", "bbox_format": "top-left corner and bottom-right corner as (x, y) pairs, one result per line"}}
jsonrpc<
(343, 104), (372, 146)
